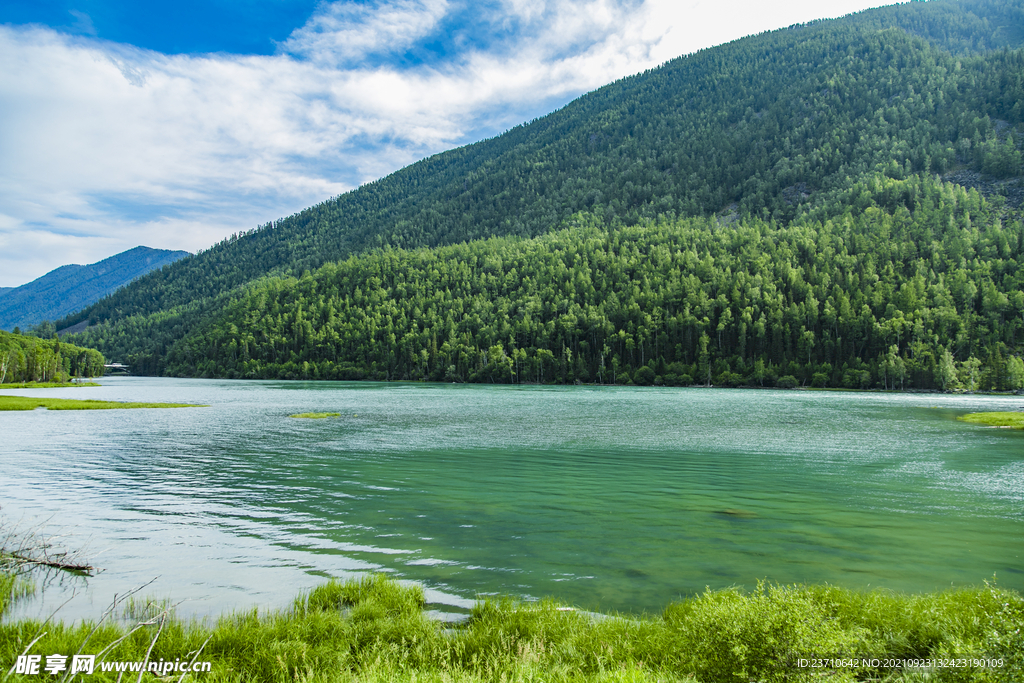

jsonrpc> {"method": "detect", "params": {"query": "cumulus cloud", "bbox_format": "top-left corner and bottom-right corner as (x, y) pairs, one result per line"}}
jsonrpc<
(0, 0), (887, 286)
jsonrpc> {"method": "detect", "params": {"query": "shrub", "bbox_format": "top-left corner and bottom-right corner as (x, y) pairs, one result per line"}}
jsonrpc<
(634, 366), (656, 385)
(665, 582), (866, 682)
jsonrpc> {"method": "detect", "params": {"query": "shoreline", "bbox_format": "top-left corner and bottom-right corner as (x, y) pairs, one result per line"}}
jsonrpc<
(52, 374), (1024, 397)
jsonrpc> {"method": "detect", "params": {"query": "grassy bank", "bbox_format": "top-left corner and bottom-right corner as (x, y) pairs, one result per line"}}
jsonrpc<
(959, 412), (1024, 429)
(0, 396), (206, 411)
(1, 381), (102, 388)
(1, 575), (1021, 682)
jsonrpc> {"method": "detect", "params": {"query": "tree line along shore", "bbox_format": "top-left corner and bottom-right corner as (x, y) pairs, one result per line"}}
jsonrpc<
(0, 331), (104, 385)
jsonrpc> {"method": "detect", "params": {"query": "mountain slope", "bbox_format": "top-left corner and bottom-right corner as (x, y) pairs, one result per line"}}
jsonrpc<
(64, 0), (1024, 376)
(163, 174), (1024, 391)
(0, 246), (190, 331)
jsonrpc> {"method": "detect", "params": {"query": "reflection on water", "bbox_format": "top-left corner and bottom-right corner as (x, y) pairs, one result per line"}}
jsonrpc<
(1, 378), (1022, 620)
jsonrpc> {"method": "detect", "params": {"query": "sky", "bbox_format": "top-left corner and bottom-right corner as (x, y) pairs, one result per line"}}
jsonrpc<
(0, 0), (895, 287)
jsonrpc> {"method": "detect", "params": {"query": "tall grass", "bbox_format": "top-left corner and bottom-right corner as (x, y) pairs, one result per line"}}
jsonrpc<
(0, 571), (32, 618)
(1, 573), (1020, 682)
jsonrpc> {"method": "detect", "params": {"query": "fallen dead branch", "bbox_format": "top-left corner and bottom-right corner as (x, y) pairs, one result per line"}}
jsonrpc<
(5, 552), (94, 575)
(0, 509), (96, 578)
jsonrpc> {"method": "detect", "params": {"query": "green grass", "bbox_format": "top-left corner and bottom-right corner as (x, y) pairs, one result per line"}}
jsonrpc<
(0, 569), (32, 617)
(289, 412), (342, 419)
(1, 381), (102, 388)
(0, 395), (206, 411)
(958, 412), (1024, 429)
(1, 574), (1021, 682)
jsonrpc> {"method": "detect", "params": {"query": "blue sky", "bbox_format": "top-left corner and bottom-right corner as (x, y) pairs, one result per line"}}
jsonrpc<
(0, 0), (892, 286)
(0, 0), (321, 54)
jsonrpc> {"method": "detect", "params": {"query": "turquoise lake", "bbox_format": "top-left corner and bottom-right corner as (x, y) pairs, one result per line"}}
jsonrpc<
(1, 378), (1021, 620)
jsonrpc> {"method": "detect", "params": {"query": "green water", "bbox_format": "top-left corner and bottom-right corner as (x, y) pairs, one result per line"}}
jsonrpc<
(1, 378), (1021, 618)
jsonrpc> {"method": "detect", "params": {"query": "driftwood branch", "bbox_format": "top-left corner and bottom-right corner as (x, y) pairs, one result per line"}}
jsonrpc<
(7, 552), (94, 575)
(0, 509), (96, 577)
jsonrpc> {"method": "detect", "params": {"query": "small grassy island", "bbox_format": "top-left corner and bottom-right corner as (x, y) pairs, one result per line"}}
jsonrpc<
(0, 574), (1021, 682)
(958, 412), (1024, 429)
(289, 411), (342, 419)
(0, 395), (206, 411)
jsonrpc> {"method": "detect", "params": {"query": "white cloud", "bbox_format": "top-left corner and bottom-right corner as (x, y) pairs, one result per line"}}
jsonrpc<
(67, 10), (98, 37)
(0, 0), (891, 286)
(640, 0), (894, 64)
(281, 0), (451, 65)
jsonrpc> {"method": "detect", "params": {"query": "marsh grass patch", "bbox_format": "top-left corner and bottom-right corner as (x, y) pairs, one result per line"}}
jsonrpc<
(0, 382), (102, 389)
(958, 412), (1024, 429)
(0, 395), (205, 411)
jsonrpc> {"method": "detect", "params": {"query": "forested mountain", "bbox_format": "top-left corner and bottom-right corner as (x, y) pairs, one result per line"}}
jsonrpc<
(64, 0), (1024, 390)
(0, 246), (189, 332)
(163, 175), (1024, 391)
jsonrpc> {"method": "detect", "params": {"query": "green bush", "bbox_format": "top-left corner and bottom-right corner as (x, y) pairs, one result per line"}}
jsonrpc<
(664, 582), (866, 682)
(633, 366), (656, 386)
(776, 375), (799, 389)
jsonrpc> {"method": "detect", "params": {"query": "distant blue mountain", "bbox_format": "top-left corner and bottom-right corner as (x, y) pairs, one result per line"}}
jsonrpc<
(0, 246), (190, 331)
